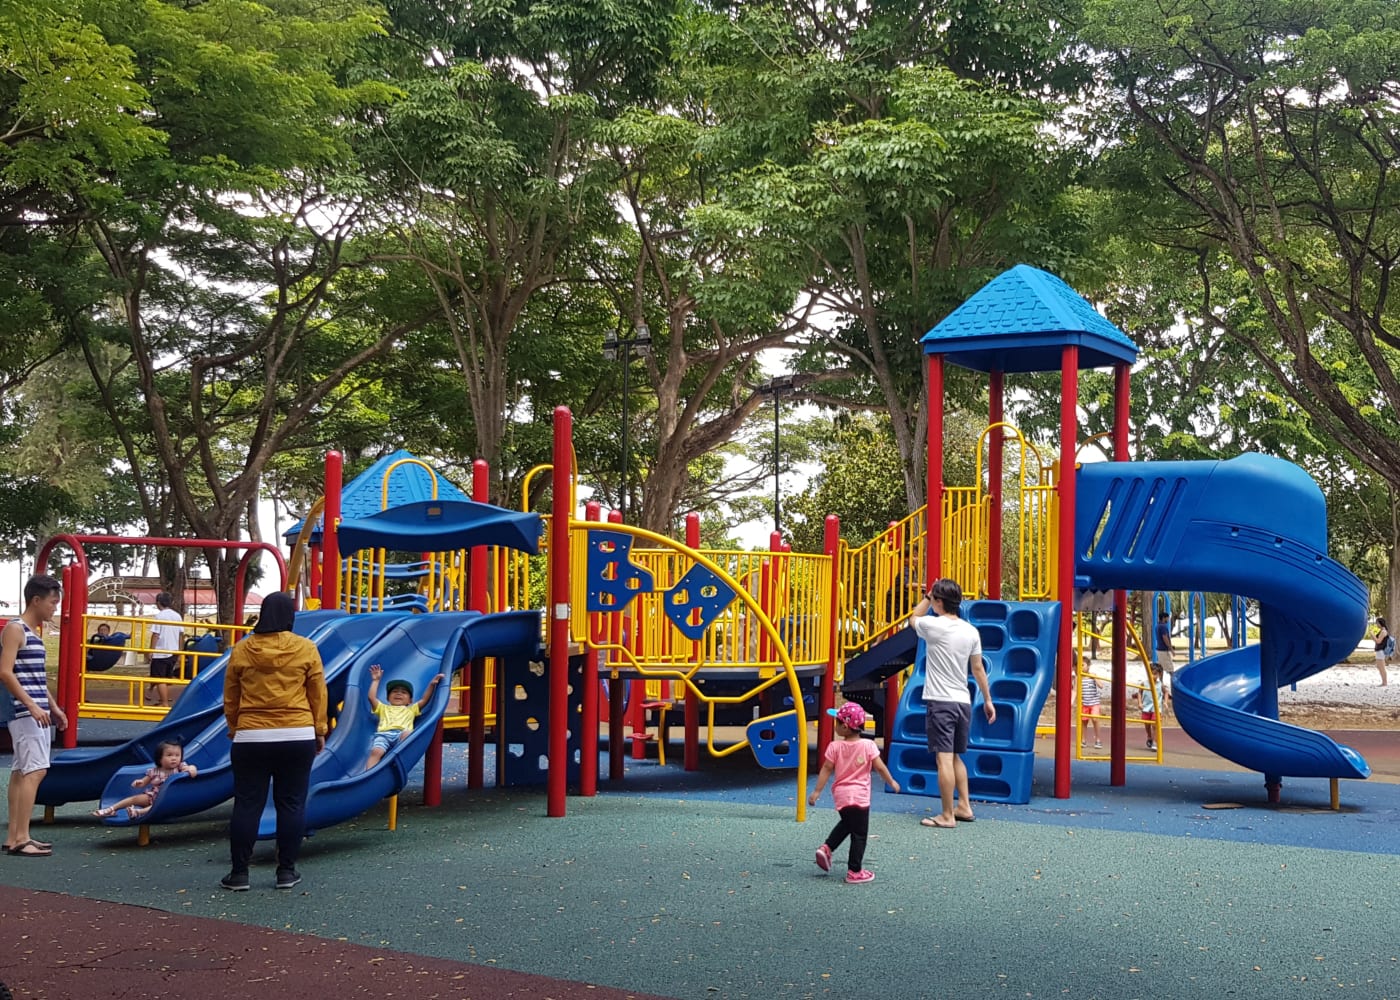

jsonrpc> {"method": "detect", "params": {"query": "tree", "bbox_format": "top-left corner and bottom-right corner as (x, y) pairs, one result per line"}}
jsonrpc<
(703, 3), (1094, 508)
(1, 0), (413, 620)
(1082, 0), (1400, 622)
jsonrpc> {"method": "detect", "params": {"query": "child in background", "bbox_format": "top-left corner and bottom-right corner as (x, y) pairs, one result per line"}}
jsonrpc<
(363, 664), (445, 770)
(1079, 660), (1103, 750)
(808, 702), (900, 885)
(93, 740), (197, 820)
(1137, 668), (1161, 751)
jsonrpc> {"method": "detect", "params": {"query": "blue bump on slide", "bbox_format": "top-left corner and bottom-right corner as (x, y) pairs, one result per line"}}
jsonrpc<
(40, 611), (348, 807)
(1075, 453), (1371, 780)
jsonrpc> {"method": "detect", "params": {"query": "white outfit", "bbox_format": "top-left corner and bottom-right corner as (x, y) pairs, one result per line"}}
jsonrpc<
(151, 607), (183, 654)
(912, 614), (982, 704)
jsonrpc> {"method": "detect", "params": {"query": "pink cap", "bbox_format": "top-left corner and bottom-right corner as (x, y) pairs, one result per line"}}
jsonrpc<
(828, 702), (867, 729)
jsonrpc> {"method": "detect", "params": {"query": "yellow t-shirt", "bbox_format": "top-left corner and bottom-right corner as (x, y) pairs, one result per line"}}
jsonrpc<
(373, 702), (420, 733)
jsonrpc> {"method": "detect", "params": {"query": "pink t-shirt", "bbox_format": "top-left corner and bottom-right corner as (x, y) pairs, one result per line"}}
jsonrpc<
(823, 737), (881, 810)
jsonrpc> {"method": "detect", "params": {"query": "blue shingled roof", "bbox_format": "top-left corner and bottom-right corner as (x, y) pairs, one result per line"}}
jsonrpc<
(284, 450), (472, 543)
(920, 265), (1138, 373)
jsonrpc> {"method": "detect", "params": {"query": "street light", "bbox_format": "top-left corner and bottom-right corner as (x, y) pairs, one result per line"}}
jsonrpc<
(759, 374), (796, 535)
(601, 323), (651, 521)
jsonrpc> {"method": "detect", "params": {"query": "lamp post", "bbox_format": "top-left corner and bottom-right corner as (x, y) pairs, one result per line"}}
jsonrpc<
(760, 374), (796, 535)
(601, 323), (652, 521)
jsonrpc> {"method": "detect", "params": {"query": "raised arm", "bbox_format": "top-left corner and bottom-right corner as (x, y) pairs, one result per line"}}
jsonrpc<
(367, 664), (383, 708)
(417, 673), (446, 709)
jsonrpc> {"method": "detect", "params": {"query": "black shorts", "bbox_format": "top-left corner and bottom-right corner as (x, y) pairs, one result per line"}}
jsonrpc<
(925, 701), (971, 755)
(151, 656), (179, 679)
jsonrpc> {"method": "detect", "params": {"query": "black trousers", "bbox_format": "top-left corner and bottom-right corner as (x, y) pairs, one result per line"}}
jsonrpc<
(229, 740), (317, 874)
(823, 805), (871, 872)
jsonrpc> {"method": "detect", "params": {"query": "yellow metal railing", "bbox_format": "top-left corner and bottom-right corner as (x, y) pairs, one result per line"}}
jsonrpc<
(839, 422), (1060, 659)
(77, 613), (248, 721)
(569, 521), (812, 821)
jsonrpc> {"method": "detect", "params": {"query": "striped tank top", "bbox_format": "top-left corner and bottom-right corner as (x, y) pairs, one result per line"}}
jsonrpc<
(10, 620), (48, 719)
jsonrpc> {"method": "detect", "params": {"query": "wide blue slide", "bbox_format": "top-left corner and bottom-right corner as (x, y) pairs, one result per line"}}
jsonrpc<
(263, 609), (541, 839)
(41, 610), (348, 807)
(1075, 453), (1370, 781)
(93, 612), (409, 824)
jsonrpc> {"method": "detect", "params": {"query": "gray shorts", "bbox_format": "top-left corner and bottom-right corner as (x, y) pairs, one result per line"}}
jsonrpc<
(8, 715), (52, 774)
(925, 701), (971, 755)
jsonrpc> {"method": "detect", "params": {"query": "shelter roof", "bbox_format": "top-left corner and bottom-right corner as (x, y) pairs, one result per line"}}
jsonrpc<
(920, 264), (1138, 373)
(285, 451), (472, 543)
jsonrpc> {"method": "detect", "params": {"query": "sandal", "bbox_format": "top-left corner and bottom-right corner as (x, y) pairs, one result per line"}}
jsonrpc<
(93, 806), (117, 818)
(126, 806), (144, 820)
(8, 840), (51, 857)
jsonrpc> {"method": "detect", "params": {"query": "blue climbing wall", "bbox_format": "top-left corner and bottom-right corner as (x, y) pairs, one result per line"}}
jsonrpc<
(884, 600), (1059, 804)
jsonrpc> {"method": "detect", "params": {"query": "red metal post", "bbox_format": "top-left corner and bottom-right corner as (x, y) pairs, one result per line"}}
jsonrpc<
(547, 408), (573, 817)
(467, 460), (490, 791)
(58, 563), (82, 748)
(821, 515), (841, 753)
(926, 354), (945, 585)
(987, 368), (1005, 600)
(579, 502), (601, 796)
(684, 512), (701, 771)
(607, 509), (627, 781)
(1054, 346), (1080, 799)
(1111, 363), (1131, 786)
(323, 451), (343, 612)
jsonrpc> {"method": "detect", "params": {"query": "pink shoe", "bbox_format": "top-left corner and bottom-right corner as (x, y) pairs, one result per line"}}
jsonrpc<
(815, 844), (832, 872)
(845, 869), (874, 884)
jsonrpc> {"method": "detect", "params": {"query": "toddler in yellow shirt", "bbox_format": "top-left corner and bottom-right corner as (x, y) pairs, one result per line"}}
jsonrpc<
(364, 664), (444, 770)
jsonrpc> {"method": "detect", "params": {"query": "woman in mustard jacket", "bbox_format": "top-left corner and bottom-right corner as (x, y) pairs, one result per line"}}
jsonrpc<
(221, 591), (327, 891)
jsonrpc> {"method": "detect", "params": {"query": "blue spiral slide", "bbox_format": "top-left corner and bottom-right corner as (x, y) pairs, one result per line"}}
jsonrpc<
(1075, 454), (1371, 781)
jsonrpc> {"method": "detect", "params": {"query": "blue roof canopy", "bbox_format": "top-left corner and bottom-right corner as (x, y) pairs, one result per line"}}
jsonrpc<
(337, 501), (544, 556)
(285, 450), (473, 544)
(921, 265), (1138, 373)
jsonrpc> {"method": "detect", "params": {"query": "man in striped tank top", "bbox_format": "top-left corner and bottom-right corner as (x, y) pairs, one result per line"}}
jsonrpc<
(0, 575), (67, 857)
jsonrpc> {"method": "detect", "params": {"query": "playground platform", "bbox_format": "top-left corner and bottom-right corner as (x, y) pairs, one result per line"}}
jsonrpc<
(1, 727), (1399, 999)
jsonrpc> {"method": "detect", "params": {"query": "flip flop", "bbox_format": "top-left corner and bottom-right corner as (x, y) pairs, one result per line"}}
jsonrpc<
(9, 840), (52, 857)
(919, 816), (957, 829)
(955, 813), (976, 823)
(2, 838), (52, 853)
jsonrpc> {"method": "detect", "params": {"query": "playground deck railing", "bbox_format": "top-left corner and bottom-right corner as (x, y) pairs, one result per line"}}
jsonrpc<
(77, 613), (245, 721)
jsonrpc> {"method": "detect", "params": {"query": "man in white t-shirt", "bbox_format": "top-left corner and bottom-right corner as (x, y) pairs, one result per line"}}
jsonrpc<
(148, 592), (184, 708)
(909, 578), (995, 829)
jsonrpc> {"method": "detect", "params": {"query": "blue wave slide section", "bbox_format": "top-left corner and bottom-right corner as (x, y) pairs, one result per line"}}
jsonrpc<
(1075, 454), (1370, 780)
(41, 610), (348, 807)
(263, 610), (541, 839)
(94, 612), (409, 825)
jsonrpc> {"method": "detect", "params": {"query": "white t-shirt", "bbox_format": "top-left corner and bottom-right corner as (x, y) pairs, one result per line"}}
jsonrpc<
(151, 607), (184, 655)
(912, 613), (981, 705)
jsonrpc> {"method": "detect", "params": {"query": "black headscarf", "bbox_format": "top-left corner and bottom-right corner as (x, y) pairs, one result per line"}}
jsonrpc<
(252, 592), (296, 634)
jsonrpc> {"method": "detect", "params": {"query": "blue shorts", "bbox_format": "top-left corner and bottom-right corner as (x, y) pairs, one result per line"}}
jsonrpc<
(924, 701), (971, 755)
(371, 730), (405, 753)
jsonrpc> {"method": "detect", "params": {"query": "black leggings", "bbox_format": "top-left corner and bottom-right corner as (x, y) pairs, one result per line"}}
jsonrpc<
(823, 805), (871, 872)
(229, 739), (317, 874)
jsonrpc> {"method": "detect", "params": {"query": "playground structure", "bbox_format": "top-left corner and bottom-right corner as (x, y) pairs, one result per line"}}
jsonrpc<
(34, 264), (1373, 840)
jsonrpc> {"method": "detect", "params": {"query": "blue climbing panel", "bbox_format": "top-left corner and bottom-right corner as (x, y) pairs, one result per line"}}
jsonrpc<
(884, 600), (1059, 804)
(585, 530), (655, 613)
(664, 564), (736, 640)
(746, 711), (802, 769)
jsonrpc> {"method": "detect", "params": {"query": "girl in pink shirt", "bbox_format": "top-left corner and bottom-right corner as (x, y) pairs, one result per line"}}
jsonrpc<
(808, 701), (900, 884)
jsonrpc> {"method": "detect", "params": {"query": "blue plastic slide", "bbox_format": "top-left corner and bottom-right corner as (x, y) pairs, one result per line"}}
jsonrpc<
(40, 611), (347, 806)
(93, 612), (407, 825)
(262, 610), (541, 839)
(1075, 454), (1371, 780)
